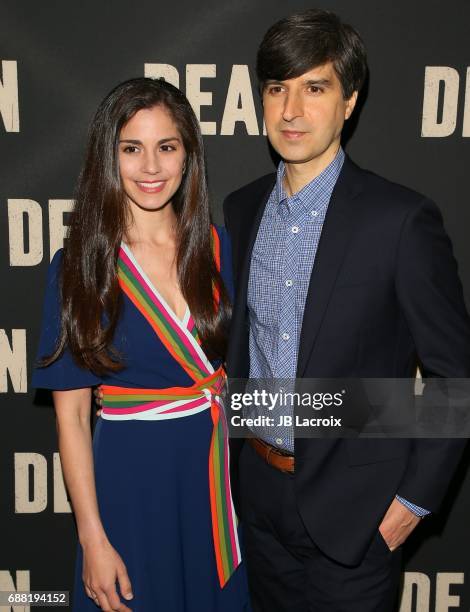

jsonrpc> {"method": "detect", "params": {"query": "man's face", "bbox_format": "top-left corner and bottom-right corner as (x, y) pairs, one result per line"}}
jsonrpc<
(262, 62), (357, 166)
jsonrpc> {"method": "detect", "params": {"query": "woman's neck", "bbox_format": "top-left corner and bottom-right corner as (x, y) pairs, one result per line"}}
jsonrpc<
(125, 200), (177, 247)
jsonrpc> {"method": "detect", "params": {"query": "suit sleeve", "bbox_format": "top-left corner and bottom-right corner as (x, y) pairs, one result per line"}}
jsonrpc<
(223, 194), (240, 293)
(394, 197), (470, 511)
(223, 194), (232, 233)
(221, 196), (245, 517)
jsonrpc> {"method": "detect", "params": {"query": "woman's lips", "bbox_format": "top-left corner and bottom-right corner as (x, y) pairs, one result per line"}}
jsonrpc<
(136, 180), (166, 193)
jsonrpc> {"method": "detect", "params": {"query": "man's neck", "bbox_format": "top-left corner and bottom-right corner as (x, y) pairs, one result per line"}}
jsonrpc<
(283, 144), (341, 196)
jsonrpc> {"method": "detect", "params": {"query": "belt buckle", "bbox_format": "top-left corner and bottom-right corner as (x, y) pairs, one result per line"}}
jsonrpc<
(264, 441), (294, 473)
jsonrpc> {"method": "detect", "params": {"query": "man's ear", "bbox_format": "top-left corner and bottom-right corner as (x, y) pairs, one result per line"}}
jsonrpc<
(344, 91), (358, 120)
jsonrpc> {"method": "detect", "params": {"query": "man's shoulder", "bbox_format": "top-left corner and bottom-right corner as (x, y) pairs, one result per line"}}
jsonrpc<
(224, 173), (276, 208)
(349, 159), (430, 213)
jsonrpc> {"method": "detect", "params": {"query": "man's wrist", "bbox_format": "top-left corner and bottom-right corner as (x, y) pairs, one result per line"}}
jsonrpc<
(395, 494), (431, 517)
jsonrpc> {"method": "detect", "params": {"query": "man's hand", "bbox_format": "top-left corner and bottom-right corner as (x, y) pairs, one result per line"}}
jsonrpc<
(378, 497), (421, 551)
(93, 387), (103, 417)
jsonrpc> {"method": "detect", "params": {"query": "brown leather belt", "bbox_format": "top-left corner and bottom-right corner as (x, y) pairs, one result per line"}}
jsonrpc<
(248, 437), (295, 473)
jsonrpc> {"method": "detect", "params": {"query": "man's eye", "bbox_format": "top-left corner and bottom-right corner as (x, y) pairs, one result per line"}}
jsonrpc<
(307, 86), (322, 94)
(268, 86), (284, 95)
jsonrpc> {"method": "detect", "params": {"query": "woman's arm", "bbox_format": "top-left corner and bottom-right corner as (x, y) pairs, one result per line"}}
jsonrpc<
(54, 388), (103, 544)
(53, 389), (134, 611)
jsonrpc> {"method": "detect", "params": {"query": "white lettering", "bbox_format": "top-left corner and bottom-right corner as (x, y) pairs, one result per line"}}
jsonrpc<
(462, 67), (470, 137)
(221, 65), (259, 135)
(14, 453), (47, 513)
(0, 330), (27, 393)
(0, 570), (30, 612)
(185, 64), (216, 135)
(7, 200), (43, 266)
(0, 60), (20, 132)
(421, 66), (459, 137)
(399, 572), (430, 612)
(436, 572), (464, 611)
(49, 199), (73, 260)
(144, 63), (180, 87)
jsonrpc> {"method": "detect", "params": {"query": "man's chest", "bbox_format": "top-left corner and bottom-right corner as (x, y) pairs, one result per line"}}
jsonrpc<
(247, 203), (326, 323)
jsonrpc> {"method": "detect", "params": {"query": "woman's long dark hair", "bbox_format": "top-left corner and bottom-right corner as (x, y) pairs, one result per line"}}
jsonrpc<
(43, 77), (231, 374)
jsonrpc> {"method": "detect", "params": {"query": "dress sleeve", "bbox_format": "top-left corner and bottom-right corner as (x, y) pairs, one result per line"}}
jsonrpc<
(215, 224), (235, 303)
(31, 250), (101, 390)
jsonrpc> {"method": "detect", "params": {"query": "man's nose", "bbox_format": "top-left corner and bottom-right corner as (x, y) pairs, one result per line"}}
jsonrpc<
(282, 90), (304, 122)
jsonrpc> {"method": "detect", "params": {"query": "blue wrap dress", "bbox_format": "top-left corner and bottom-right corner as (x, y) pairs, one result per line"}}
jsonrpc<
(32, 226), (250, 612)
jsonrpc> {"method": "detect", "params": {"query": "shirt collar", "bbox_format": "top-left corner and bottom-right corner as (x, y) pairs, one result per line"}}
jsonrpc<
(275, 147), (345, 219)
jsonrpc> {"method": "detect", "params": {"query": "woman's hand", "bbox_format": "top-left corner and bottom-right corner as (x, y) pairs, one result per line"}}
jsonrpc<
(94, 387), (104, 417)
(52, 389), (130, 610)
(82, 538), (134, 611)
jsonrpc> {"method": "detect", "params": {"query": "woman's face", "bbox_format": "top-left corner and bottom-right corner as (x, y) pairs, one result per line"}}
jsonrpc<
(118, 105), (186, 213)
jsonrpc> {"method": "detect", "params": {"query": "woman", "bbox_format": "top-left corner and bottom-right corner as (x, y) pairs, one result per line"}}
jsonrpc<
(33, 78), (249, 611)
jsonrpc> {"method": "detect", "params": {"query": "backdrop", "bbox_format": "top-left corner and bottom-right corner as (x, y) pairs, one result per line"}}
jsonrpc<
(1, 1), (469, 610)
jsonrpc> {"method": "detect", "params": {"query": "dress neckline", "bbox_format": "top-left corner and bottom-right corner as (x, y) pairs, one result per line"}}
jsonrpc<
(120, 242), (190, 327)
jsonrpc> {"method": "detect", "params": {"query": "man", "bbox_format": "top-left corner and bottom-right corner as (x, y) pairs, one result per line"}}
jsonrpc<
(223, 9), (470, 612)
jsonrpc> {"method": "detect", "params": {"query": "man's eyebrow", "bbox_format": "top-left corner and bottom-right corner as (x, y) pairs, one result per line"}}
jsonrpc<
(263, 78), (332, 87)
(304, 78), (331, 87)
(118, 137), (181, 144)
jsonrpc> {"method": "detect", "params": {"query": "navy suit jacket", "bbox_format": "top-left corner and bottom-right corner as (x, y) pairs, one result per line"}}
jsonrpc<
(223, 156), (470, 565)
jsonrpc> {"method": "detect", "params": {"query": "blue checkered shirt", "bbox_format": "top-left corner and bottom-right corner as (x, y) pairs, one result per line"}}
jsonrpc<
(246, 147), (429, 518)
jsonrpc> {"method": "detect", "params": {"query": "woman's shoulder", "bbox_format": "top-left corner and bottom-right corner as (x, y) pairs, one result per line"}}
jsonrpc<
(37, 248), (64, 298)
(37, 248), (66, 316)
(47, 248), (64, 278)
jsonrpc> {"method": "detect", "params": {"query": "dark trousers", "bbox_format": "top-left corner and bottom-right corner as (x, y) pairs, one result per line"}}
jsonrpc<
(239, 441), (403, 612)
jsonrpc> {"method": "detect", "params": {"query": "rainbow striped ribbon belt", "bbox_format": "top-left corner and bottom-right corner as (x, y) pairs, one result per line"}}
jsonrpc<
(99, 365), (241, 587)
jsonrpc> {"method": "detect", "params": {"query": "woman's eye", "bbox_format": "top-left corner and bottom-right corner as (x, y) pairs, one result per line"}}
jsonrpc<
(160, 144), (176, 152)
(123, 145), (139, 153)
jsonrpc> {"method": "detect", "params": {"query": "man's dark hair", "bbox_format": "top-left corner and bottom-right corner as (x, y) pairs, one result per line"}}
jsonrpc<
(256, 9), (367, 99)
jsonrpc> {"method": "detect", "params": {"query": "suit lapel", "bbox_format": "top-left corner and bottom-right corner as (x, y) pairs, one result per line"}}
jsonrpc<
(296, 158), (364, 377)
(235, 180), (275, 314)
(226, 175), (275, 378)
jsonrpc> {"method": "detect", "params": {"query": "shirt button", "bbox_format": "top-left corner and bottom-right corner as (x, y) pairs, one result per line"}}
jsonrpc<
(282, 332), (290, 341)
(311, 210), (318, 216)
(275, 438), (283, 446)
(291, 226), (299, 233)
(285, 279), (293, 287)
